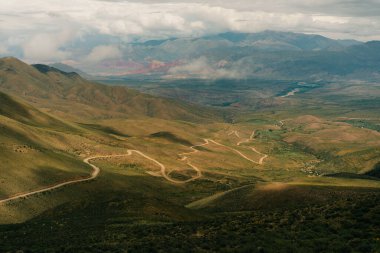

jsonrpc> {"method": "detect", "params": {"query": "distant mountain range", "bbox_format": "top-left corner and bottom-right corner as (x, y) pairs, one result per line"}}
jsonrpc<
(50, 30), (380, 81)
(137, 31), (361, 54)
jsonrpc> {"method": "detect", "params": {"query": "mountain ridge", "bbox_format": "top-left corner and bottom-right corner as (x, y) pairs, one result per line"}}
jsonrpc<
(71, 30), (379, 81)
(0, 57), (222, 122)
(49, 63), (94, 80)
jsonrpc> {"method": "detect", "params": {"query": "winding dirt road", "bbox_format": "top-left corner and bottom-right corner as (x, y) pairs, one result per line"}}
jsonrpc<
(179, 130), (268, 167)
(0, 148), (203, 204)
(0, 155), (102, 204)
(128, 150), (201, 184)
(209, 138), (267, 165)
(236, 130), (255, 146)
(0, 129), (267, 204)
(228, 130), (241, 138)
(228, 130), (268, 165)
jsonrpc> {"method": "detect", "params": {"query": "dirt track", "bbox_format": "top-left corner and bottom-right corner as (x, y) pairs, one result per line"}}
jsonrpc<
(0, 130), (267, 204)
(0, 155), (102, 204)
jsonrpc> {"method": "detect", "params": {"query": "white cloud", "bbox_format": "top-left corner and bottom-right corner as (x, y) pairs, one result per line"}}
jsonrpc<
(168, 57), (246, 79)
(85, 45), (121, 63)
(1, 0), (380, 67)
(22, 29), (76, 62)
(0, 45), (9, 55)
(1, 0), (380, 41)
(126, 0), (380, 17)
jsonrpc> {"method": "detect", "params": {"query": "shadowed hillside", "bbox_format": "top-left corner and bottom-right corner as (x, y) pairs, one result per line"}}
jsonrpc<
(0, 91), (93, 201)
(0, 91), (77, 131)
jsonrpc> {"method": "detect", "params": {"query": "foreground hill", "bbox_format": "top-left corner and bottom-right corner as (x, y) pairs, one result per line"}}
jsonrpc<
(0, 57), (220, 122)
(0, 91), (92, 200)
(1, 182), (379, 253)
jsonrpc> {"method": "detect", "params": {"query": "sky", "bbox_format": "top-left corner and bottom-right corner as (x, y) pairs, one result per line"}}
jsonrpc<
(1, 0), (380, 71)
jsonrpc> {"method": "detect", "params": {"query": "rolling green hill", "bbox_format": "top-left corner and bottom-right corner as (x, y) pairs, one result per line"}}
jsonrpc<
(0, 91), (92, 200)
(1, 56), (380, 252)
(0, 91), (78, 131)
(0, 57), (221, 122)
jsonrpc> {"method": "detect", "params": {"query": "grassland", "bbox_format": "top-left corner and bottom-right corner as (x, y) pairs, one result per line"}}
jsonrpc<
(1, 183), (379, 253)
(1, 99), (379, 225)
(1, 58), (380, 252)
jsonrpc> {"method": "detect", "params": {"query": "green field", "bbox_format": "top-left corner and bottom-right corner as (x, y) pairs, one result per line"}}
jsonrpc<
(0, 58), (380, 252)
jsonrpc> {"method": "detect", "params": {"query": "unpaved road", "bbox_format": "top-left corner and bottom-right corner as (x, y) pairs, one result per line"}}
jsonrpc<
(0, 155), (102, 204)
(129, 150), (201, 184)
(180, 130), (268, 167)
(0, 149), (202, 204)
(0, 130), (267, 204)
(229, 130), (268, 165)
(237, 130), (255, 146)
(228, 130), (241, 138)
(209, 139), (267, 165)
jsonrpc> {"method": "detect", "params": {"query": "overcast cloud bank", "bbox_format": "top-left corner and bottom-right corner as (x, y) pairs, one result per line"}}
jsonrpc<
(1, 0), (379, 72)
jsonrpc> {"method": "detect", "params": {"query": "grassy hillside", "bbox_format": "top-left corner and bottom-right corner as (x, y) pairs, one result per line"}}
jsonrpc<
(186, 182), (380, 211)
(1, 57), (380, 252)
(0, 57), (221, 122)
(1, 103), (379, 225)
(0, 91), (79, 131)
(1, 182), (379, 253)
(0, 92), (92, 199)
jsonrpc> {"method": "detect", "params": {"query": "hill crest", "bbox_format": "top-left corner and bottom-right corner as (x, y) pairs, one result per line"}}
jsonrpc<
(0, 57), (220, 122)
